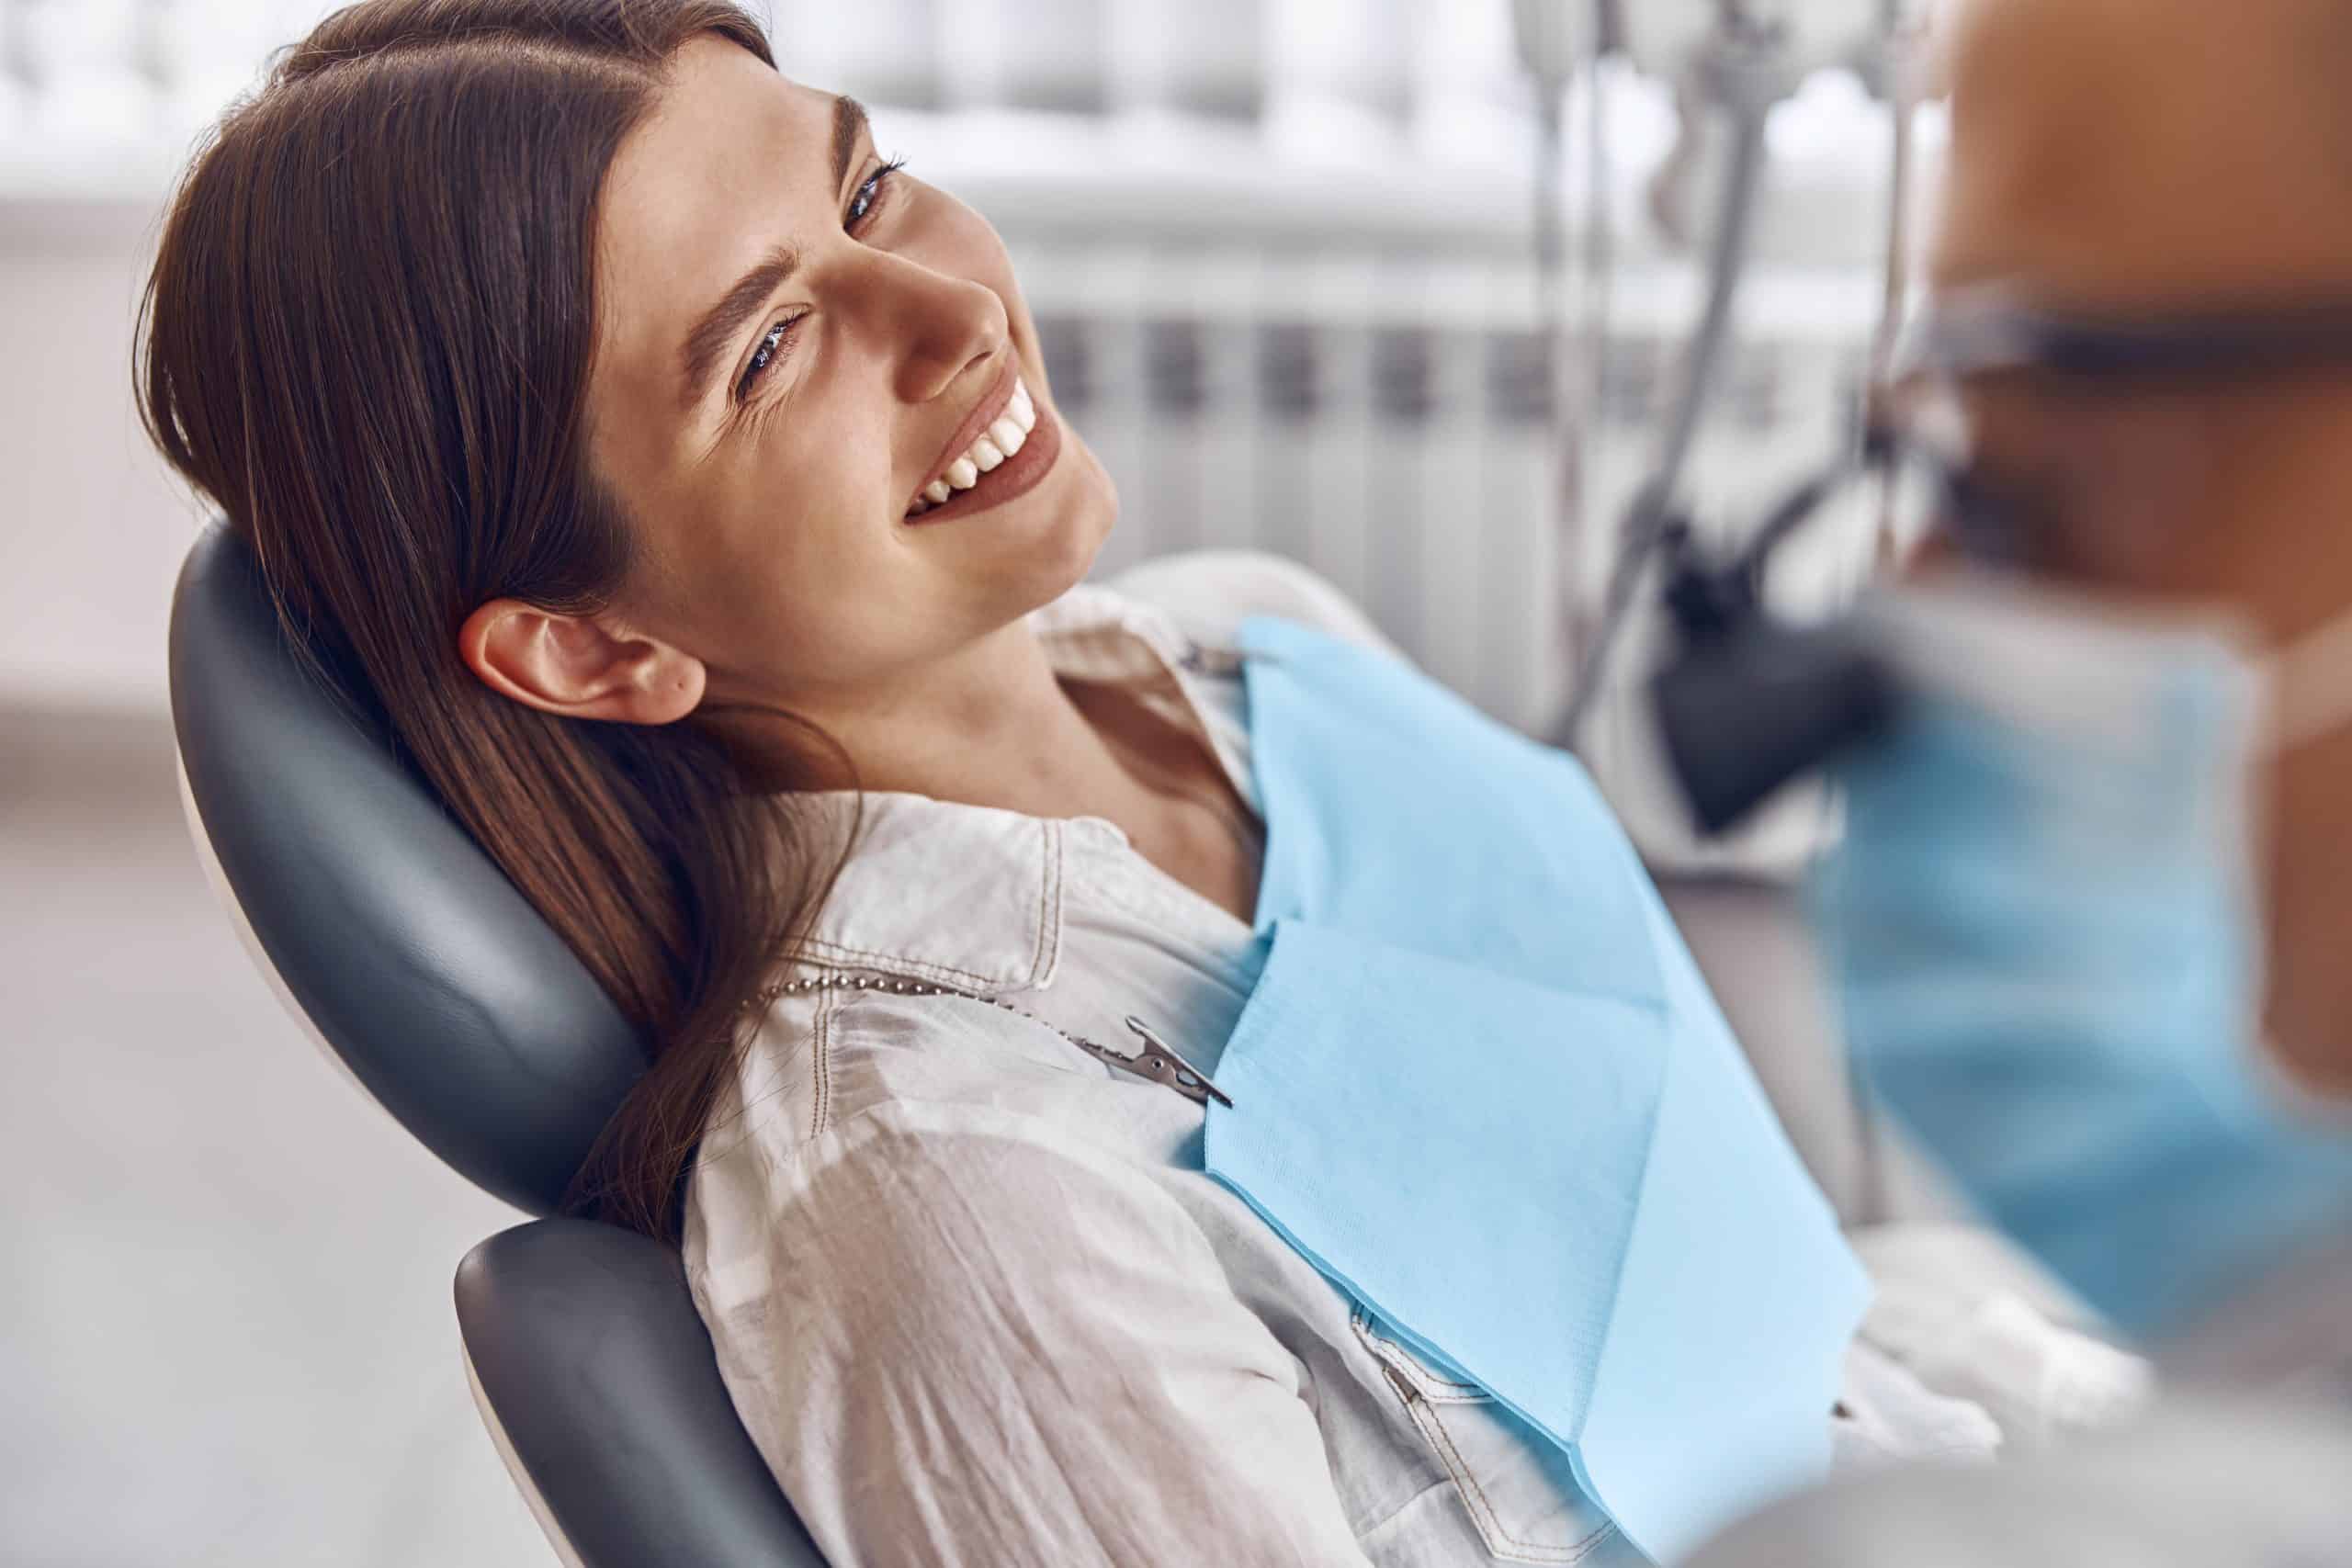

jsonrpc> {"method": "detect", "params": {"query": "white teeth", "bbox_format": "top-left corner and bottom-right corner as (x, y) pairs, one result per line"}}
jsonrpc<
(910, 378), (1040, 513)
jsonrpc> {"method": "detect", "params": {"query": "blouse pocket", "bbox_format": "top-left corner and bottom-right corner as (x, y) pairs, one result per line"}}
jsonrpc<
(1350, 1303), (1622, 1565)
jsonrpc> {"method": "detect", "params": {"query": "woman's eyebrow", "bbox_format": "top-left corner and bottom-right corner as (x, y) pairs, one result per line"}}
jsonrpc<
(675, 96), (872, 412)
(830, 95), (870, 194)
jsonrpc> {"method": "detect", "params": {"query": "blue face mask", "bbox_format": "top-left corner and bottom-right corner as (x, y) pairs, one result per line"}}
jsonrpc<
(1812, 574), (2352, 1343)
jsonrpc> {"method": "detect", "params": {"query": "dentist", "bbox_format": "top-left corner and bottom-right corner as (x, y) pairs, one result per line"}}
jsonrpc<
(1692, 0), (2352, 1558)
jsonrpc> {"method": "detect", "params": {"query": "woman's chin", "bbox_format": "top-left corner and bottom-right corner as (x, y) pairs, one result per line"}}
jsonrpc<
(984, 431), (1117, 598)
(1035, 481), (1116, 602)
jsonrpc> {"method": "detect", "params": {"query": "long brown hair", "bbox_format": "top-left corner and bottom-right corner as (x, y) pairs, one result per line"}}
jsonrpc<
(138, 0), (859, 1239)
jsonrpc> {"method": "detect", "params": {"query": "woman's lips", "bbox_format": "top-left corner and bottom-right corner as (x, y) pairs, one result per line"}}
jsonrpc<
(901, 395), (1062, 527)
(905, 361), (1023, 513)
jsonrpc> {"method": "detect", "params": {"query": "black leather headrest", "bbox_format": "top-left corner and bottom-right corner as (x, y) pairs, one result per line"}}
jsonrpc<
(169, 521), (647, 1215)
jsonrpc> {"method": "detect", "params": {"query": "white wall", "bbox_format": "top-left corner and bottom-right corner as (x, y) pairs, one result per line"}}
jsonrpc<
(1, 198), (198, 712)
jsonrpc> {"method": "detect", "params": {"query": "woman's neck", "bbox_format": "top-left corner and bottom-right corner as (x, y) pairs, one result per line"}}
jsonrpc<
(721, 618), (1180, 831)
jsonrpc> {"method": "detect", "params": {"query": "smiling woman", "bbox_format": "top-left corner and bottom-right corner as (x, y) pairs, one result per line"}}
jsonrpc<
(133, 8), (1392, 1561)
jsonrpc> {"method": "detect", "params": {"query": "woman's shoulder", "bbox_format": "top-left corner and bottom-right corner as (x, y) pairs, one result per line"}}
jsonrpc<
(1103, 549), (1408, 667)
(691, 986), (1143, 1209)
(684, 987), (1206, 1297)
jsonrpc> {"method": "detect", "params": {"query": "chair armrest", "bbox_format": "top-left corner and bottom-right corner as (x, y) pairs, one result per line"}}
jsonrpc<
(455, 1218), (827, 1568)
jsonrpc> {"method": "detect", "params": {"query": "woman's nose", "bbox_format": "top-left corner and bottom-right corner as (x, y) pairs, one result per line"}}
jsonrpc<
(846, 250), (1009, 406)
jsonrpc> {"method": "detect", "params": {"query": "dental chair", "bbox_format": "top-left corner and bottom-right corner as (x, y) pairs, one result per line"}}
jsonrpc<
(168, 521), (826, 1567)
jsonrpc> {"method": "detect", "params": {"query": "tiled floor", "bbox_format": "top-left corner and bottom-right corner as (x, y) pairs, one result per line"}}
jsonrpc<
(3, 702), (1930, 1567)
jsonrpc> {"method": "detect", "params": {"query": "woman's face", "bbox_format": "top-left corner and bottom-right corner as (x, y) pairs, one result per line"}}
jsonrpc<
(584, 36), (1116, 711)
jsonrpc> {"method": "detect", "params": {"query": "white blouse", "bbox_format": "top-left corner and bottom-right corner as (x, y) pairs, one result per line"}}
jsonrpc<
(683, 550), (2001, 1568)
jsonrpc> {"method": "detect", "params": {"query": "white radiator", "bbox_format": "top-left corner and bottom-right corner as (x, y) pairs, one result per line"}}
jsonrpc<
(1025, 247), (1566, 732)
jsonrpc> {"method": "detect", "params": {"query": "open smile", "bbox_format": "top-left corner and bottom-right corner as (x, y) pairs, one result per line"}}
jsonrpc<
(902, 365), (1060, 526)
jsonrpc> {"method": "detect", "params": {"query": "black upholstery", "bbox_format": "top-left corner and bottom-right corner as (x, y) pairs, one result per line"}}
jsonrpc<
(169, 521), (826, 1567)
(458, 1220), (825, 1566)
(169, 519), (645, 1217)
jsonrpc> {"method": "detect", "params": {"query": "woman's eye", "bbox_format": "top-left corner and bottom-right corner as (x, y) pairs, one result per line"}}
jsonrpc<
(737, 314), (804, 401)
(847, 155), (907, 232)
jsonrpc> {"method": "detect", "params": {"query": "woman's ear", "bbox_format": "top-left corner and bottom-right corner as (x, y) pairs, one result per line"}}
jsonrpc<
(458, 598), (707, 725)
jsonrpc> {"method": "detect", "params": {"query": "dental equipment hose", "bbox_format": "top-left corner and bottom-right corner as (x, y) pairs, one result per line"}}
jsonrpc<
(1555, 26), (1779, 752)
(1534, 82), (1575, 671)
(1517, 0), (1604, 701)
(1849, 3), (1928, 1224)
(1532, 59), (1609, 701)
(1867, 4), (1927, 558)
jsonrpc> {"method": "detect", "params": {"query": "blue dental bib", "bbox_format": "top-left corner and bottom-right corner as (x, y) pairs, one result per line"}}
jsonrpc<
(1205, 616), (1870, 1563)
